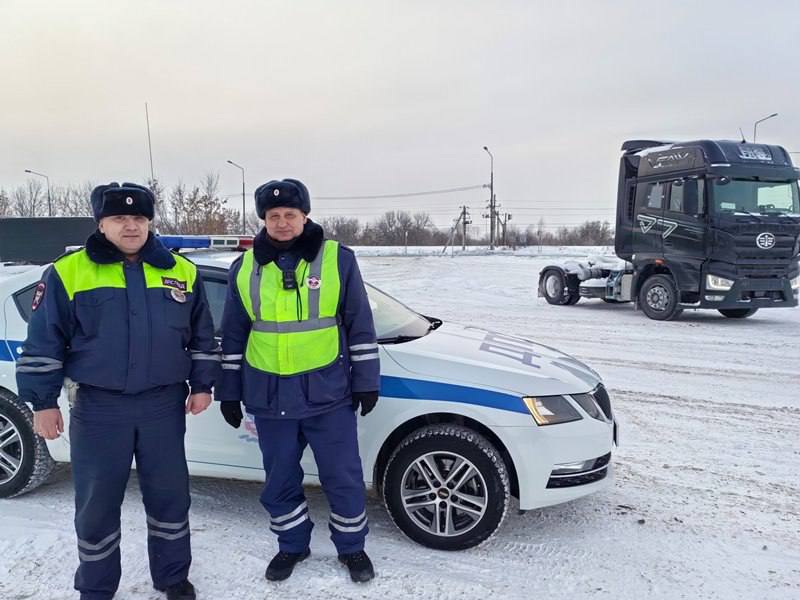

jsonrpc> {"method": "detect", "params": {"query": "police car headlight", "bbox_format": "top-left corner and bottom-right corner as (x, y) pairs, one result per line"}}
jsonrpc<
(706, 274), (734, 291)
(791, 275), (800, 290)
(522, 395), (582, 426)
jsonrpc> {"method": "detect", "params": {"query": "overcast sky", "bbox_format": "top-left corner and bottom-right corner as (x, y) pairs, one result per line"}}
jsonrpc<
(2, 0), (799, 231)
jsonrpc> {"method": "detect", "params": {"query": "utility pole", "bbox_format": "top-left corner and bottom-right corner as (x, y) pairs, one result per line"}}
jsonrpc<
(499, 212), (512, 246)
(226, 160), (246, 234)
(460, 205), (471, 250)
(145, 102), (155, 181)
(441, 210), (464, 255)
(483, 146), (494, 250)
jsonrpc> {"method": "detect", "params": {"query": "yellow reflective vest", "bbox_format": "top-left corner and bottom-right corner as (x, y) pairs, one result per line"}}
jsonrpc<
(236, 240), (341, 375)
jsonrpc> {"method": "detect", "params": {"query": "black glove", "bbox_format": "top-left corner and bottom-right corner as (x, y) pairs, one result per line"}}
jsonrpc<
(351, 391), (378, 416)
(220, 401), (243, 429)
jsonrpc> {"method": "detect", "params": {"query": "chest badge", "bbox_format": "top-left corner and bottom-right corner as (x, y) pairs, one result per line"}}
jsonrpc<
(171, 288), (187, 303)
(306, 276), (321, 290)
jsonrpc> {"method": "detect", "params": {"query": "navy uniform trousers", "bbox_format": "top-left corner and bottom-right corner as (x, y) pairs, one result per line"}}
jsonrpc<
(254, 404), (368, 555)
(70, 383), (191, 600)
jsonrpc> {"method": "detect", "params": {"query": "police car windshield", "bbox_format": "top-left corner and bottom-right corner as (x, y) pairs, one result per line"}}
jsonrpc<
(711, 178), (800, 215)
(365, 283), (433, 342)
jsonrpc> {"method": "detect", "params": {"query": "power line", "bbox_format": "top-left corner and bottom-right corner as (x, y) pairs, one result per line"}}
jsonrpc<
(314, 184), (487, 200)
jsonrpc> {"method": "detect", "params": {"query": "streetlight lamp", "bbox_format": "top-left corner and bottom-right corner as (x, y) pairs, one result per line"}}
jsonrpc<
(24, 169), (52, 216)
(753, 112), (778, 143)
(483, 146), (494, 250)
(226, 160), (246, 234)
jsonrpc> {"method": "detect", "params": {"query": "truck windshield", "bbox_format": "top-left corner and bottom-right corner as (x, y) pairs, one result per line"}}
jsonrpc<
(711, 179), (800, 215)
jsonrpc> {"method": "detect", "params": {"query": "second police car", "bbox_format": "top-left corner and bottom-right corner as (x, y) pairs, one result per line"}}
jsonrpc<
(0, 235), (617, 550)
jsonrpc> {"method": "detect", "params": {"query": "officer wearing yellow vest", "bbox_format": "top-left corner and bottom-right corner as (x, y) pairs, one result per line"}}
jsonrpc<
(218, 178), (380, 583)
(15, 183), (218, 600)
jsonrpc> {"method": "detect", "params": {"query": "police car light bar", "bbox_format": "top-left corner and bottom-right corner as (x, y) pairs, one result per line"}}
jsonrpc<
(158, 235), (253, 251)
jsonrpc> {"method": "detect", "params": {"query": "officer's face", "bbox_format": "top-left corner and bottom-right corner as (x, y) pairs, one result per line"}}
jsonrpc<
(99, 214), (150, 255)
(265, 207), (307, 241)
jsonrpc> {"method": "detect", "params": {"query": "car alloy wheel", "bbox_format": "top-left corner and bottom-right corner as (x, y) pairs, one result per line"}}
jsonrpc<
(400, 451), (488, 537)
(383, 424), (509, 550)
(0, 414), (23, 484)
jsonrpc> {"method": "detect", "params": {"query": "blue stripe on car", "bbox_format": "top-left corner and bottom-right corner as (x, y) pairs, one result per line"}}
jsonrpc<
(380, 375), (528, 414)
(0, 340), (23, 362)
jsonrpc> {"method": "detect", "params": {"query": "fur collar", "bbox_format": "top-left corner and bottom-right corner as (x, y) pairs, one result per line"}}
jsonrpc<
(253, 219), (324, 265)
(85, 231), (176, 269)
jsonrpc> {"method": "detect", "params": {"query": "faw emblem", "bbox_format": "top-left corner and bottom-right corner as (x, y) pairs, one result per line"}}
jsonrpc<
(755, 232), (775, 249)
(637, 214), (678, 239)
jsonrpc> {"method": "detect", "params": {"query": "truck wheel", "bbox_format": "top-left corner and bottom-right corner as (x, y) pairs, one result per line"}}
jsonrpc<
(542, 270), (569, 305)
(638, 274), (683, 321)
(718, 308), (758, 319)
(0, 389), (55, 498)
(382, 424), (510, 550)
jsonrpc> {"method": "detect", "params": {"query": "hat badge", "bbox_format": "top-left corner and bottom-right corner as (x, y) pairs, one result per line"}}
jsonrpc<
(125, 196), (133, 205)
(273, 189), (280, 196)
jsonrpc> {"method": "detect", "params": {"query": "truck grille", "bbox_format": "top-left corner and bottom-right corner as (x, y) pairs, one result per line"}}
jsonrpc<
(735, 262), (791, 279)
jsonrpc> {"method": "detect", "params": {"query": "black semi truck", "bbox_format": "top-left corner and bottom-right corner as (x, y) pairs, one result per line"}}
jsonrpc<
(538, 139), (800, 320)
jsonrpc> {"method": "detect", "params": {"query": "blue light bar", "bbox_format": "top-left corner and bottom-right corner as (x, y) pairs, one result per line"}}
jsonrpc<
(157, 235), (211, 249)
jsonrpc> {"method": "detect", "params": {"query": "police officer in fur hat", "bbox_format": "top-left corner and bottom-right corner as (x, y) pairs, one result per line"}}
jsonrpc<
(16, 182), (219, 600)
(218, 179), (379, 583)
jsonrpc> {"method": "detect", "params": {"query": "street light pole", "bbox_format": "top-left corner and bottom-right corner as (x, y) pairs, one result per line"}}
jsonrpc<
(226, 160), (246, 234)
(483, 146), (494, 250)
(753, 112), (778, 143)
(24, 169), (52, 216)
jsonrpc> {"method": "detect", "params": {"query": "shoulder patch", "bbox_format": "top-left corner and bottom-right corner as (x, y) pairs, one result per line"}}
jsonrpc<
(31, 281), (46, 311)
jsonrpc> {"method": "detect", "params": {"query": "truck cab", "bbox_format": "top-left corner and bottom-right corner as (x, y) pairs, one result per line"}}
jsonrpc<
(539, 139), (800, 320)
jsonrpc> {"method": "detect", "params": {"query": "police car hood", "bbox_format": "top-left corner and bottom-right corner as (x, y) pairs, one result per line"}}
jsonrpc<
(381, 322), (601, 397)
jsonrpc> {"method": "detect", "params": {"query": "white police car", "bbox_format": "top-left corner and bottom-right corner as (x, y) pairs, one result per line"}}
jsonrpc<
(0, 235), (616, 550)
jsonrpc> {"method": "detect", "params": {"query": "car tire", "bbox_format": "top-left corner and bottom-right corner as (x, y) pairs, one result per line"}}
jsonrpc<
(0, 389), (55, 498)
(718, 308), (758, 318)
(542, 270), (570, 305)
(638, 274), (683, 321)
(382, 424), (510, 550)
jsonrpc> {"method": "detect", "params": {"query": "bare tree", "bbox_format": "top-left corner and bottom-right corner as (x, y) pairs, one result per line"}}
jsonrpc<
(12, 180), (44, 217)
(319, 217), (360, 245)
(0, 189), (10, 216)
(51, 183), (93, 216)
(245, 212), (261, 235)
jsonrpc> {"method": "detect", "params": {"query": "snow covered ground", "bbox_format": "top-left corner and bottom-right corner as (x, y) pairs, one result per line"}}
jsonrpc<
(2, 250), (799, 599)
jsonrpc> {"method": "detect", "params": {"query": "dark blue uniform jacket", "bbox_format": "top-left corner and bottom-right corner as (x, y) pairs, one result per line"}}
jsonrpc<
(16, 232), (218, 411)
(217, 221), (380, 419)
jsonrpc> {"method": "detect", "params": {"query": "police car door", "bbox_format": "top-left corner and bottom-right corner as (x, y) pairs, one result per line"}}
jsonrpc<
(183, 267), (321, 481)
(183, 268), (266, 471)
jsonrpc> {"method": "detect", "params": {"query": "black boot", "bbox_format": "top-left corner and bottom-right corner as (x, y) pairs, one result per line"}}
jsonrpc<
(265, 548), (311, 581)
(338, 550), (375, 582)
(163, 580), (196, 600)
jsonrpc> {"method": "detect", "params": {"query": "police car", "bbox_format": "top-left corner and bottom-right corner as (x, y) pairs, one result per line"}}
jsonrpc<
(0, 235), (617, 550)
